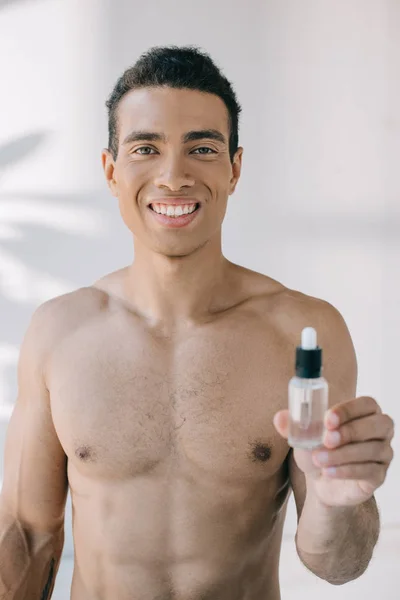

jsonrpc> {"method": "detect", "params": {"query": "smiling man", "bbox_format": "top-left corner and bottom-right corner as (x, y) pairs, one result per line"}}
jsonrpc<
(0, 46), (394, 599)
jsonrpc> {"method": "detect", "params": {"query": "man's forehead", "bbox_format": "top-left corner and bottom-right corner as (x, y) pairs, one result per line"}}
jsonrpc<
(117, 87), (229, 135)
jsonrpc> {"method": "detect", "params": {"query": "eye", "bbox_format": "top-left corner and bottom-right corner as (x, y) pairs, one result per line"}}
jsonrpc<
(192, 147), (216, 155)
(134, 146), (157, 155)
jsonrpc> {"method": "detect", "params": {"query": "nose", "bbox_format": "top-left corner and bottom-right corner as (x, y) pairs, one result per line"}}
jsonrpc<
(154, 154), (195, 191)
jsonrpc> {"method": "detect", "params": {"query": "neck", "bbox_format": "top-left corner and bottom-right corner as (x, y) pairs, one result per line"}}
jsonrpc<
(124, 234), (234, 326)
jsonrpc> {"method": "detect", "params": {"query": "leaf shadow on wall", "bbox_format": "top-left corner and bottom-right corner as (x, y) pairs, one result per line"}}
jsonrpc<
(0, 132), (132, 414)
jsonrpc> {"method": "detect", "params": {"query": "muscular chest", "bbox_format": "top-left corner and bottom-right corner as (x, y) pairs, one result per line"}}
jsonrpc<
(48, 316), (291, 482)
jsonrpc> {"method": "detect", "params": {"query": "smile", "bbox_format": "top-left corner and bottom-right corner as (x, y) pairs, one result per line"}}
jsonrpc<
(147, 202), (201, 228)
(149, 203), (199, 217)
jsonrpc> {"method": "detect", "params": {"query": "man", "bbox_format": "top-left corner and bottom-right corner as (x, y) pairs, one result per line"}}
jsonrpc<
(0, 46), (394, 599)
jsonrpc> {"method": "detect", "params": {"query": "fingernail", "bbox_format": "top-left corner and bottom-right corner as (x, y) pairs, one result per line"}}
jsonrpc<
(316, 451), (329, 464)
(325, 431), (341, 446)
(325, 467), (337, 476)
(327, 412), (339, 427)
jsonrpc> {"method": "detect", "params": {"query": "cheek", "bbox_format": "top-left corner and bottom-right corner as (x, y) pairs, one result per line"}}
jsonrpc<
(213, 163), (234, 192)
(117, 189), (142, 233)
(116, 165), (145, 211)
(197, 168), (231, 203)
(117, 196), (133, 228)
(119, 163), (141, 191)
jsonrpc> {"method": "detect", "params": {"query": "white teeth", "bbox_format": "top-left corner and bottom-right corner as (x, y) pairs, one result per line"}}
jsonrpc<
(151, 203), (197, 217)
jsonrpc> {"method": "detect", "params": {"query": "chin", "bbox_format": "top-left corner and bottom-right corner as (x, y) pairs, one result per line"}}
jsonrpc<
(153, 239), (208, 259)
(157, 247), (200, 259)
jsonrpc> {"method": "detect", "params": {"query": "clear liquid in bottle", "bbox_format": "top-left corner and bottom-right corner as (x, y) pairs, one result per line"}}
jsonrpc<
(288, 376), (328, 449)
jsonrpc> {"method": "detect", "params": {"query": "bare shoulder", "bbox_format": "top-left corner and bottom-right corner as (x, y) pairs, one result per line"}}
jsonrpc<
(33, 285), (109, 326)
(26, 285), (110, 361)
(267, 284), (358, 389)
(241, 270), (358, 395)
(273, 286), (354, 348)
(237, 265), (355, 353)
(28, 265), (132, 350)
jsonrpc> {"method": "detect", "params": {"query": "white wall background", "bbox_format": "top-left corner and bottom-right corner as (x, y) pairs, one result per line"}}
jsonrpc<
(0, 0), (398, 595)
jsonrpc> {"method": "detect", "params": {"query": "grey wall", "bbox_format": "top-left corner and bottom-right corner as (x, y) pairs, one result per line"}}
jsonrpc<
(0, 0), (398, 569)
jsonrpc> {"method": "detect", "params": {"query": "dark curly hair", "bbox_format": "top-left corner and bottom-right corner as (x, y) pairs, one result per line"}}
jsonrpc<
(105, 45), (242, 163)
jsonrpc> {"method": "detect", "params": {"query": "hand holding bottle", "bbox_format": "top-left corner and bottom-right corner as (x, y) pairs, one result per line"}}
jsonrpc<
(274, 396), (394, 506)
(273, 327), (395, 507)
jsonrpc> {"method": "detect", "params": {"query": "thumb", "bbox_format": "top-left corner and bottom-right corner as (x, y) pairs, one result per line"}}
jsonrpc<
(273, 409), (289, 439)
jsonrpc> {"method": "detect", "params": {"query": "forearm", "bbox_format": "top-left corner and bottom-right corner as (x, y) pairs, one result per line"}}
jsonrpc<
(295, 491), (380, 585)
(0, 510), (63, 599)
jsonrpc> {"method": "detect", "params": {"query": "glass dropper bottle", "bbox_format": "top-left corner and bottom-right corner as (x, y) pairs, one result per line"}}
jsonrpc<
(288, 327), (328, 449)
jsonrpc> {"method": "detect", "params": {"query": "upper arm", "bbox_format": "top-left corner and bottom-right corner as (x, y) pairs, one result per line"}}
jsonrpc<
(0, 302), (68, 533)
(288, 299), (358, 519)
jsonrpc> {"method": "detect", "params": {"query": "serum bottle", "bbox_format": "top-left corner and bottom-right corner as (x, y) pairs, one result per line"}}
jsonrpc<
(288, 327), (328, 449)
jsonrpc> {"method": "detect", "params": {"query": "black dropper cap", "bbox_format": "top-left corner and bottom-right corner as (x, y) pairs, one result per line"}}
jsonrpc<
(295, 329), (322, 379)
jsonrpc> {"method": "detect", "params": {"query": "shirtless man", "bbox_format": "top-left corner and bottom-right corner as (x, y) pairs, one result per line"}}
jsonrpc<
(0, 46), (394, 599)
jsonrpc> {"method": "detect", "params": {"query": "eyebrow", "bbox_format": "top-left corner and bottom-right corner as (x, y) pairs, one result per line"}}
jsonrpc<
(122, 129), (227, 146)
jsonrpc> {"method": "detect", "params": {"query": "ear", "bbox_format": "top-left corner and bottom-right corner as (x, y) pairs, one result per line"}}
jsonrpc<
(102, 149), (118, 197)
(229, 147), (243, 195)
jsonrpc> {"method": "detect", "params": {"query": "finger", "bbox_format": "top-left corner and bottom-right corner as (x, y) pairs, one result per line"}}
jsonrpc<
(325, 396), (381, 430)
(312, 441), (394, 468)
(323, 413), (394, 448)
(273, 410), (289, 439)
(322, 462), (387, 485)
